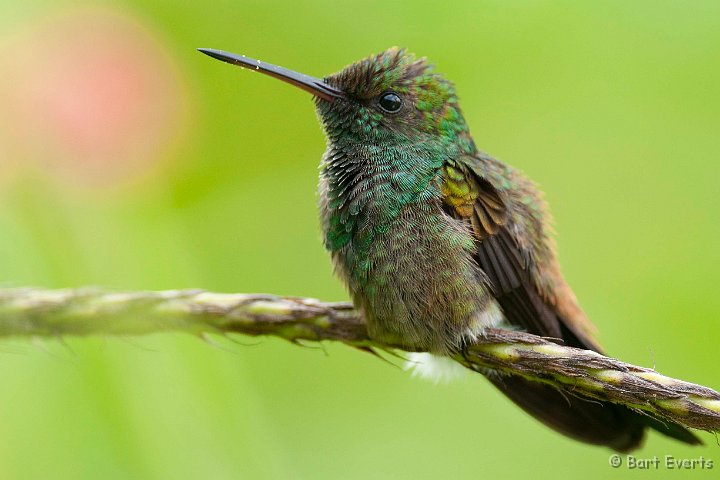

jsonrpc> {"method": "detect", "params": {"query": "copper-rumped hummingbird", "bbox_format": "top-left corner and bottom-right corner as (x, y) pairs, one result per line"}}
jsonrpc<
(198, 47), (700, 451)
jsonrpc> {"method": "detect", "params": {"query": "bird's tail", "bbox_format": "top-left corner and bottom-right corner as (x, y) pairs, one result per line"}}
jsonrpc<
(489, 375), (701, 451)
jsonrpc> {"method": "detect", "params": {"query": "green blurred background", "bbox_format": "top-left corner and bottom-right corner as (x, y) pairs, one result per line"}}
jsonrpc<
(0, 1), (718, 478)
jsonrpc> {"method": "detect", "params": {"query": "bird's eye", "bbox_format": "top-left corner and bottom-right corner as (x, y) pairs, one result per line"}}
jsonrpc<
(378, 92), (403, 113)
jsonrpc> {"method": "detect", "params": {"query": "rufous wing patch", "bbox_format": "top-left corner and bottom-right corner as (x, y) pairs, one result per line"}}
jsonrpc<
(441, 162), (507, 239)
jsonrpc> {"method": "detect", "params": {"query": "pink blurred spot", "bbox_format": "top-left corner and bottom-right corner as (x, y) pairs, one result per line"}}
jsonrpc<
(0, 6), (189, 188)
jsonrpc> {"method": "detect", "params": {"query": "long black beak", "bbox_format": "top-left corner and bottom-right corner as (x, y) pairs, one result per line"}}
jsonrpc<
(197, 48), (343, 101)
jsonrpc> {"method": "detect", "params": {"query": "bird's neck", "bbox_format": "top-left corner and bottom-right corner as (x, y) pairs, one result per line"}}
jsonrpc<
(321, 137), (459, 253)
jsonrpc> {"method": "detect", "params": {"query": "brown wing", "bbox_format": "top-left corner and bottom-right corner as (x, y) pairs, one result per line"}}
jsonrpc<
(440, 156), (701, 448)
(440, 158), (598, 351)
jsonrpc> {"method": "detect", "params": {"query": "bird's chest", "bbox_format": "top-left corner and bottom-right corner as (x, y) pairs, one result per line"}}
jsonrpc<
(321, 163), (447, 283)
(320, 169), (489, 351)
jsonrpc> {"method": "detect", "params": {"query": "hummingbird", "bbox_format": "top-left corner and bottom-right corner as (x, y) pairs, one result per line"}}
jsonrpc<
(198, 47), (701, 451)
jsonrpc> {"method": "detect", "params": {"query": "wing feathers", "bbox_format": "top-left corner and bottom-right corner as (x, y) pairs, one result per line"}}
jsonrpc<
(440, 154), (700, 448)
(441, 159), (577, 343)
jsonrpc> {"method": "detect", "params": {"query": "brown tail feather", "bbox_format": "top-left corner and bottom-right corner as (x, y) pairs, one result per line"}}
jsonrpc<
(489, 375), (701, 451)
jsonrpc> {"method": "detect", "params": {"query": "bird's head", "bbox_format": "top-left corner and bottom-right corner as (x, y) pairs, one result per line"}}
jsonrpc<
(198, 47), (474, 151)
(317, 47), (472, 148)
